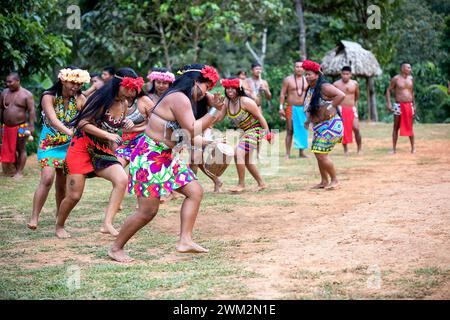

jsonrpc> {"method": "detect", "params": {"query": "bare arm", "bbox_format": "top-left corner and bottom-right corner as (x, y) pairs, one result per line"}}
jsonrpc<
(125, 96), (154, 133)
(215, 99), (228, 123)
(207, 92), (225, 125)
(263, 80), (271, 100)
(41, 95), (73, 136)
(82, 85), (96, 98)
(170, 93), (217, 138)
(279, 78), (288, 108)
(26, 92), (36, 132)
(321, 83), (345, 108)
(386, 77), (396, 111)
(0, 91), (4, 126)
(241, 97), (270, 132)
(354, 81), (360, 107)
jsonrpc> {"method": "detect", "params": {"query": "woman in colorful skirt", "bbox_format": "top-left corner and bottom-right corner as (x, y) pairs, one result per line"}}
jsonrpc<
(302, 60), (345, 190)
(55, 68), (144, 238)
(216, 78), (273, 193)
(28, 67), (90, 230)
(109, 64), (222, 262)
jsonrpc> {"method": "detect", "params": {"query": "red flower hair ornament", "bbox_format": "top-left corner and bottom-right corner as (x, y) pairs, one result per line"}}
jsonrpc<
(301, 60), (321, 73)
(200, 66), (219, 88)
(221, 78), (241, 89)
(179, 65), (220, 89)
(116, 75), (145, 93)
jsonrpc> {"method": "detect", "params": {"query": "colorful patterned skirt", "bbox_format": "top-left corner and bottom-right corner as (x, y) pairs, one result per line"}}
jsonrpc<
(115, 131), (144, 161)
(238, 125), (265, 152)
(311, 115), (343, 154)
(37, 123), (71, 169)
(65, 130), (121, 177)
(128, 135), (197, 198)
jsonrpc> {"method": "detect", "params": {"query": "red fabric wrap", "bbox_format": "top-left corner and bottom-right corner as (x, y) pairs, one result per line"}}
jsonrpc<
(340, 105), (355, 144)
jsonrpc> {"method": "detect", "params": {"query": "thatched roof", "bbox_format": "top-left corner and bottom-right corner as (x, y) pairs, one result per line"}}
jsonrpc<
(321, 40), (382, 77)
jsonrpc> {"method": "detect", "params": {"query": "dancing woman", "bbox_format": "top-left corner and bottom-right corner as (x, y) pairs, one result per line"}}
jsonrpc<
(28, 67), (90, 229)
(109, 64), (222, 262)
(216, 78), (273, 193)
(302, 60), (345, 190)
(55, 68), (144, 238)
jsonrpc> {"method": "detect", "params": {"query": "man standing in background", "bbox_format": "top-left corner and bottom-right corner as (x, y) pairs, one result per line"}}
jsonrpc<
(333, 66), (362, 155)
(279, 60), (309, 159)
(386, 62), (416, 154)
(0, 72), (35, 179)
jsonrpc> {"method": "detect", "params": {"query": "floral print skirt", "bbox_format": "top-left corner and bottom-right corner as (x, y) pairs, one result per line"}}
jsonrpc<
(128, 134), (197, 198)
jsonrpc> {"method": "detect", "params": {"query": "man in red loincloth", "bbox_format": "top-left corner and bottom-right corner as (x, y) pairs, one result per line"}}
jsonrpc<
(386, 62), (416, 154)
(333, 66), (362, 155)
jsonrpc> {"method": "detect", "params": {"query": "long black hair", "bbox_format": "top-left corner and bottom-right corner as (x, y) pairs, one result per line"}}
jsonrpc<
(307, 72), (329, 117)
(72, 67), (139, 127)
(154, 64), (211, 110)
(148, 67), (171, 94)
(40, 66), (82, 105)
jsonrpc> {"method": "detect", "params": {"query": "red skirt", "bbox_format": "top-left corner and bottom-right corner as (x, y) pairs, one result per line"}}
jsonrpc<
(340, 105), (355, 145)
(65, 130), (120, 176)
(399, 102), (414, 136)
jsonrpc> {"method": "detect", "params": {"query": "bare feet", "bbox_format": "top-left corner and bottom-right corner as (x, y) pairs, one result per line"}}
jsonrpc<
(299, 151), (309, 158)
(12, 173), (23, 180)
(213, 179), (223, 193)
(176, 241), (209, 253)
(311, 182), (329, 189)
(160, 193), (174, 204)
(299, 154), (309, 158)
(27, 216), (38, 230)
(56, 226), (71, 238)
(230, 185), (245, 193)
(325, 180), (340, 190)
(257, 184), (267, 191)
(100, 224), (119, 237)
(108, 248), (135, 263)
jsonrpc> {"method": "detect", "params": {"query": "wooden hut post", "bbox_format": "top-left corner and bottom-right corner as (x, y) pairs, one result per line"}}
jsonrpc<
(366, 76), (378, 121)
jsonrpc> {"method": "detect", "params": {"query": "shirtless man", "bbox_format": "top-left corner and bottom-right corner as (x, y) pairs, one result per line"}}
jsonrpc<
(386, 62), (415, 154)
(279, 60), (309, 159)
(245, 62), (271, 108)
(333, 66), (362, 154)
(0, 72), (35, 179)
(244, 62), (271, 159)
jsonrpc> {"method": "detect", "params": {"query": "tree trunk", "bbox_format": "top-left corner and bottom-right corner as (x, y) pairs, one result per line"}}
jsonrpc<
(366, 77), (378, 121)
(260, 27), (267, 66)
(294, 0), (307, 60)
(158, 21), (171, 69)
(245, 27), (268, 67)
(193, 26), (200, 63)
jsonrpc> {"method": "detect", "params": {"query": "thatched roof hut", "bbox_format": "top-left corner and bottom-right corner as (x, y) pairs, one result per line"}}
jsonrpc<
(321, 40), (382, 121)
(321, 40), (382, 77)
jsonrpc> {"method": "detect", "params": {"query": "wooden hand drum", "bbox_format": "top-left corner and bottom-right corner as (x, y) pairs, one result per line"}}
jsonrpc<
(204, 143), (234, 178)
